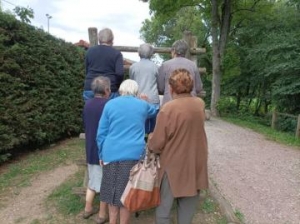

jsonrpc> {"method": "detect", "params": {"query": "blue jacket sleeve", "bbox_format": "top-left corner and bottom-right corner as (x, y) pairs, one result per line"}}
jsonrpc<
(147, 103), (159, 119)
(96, 107), (109, 160)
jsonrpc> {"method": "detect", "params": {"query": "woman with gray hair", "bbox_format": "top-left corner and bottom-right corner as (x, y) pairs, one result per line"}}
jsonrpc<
(83, 76), (111, 223)
(157, 39), (203, 105)
(83, 28), (124, 101)
(96, 79), (158, 224)
(129, 43), (160, 134)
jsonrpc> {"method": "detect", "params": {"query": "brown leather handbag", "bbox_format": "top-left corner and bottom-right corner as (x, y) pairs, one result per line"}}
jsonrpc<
(121, 148), (160, 212)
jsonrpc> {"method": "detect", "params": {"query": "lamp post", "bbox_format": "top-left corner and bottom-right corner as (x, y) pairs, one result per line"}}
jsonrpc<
(46, 13), (52, 33)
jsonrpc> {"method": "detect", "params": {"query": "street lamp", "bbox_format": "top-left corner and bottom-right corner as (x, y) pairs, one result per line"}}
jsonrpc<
(46, 13), (52, 33)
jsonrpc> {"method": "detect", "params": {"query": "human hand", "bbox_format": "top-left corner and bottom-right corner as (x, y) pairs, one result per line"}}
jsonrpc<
(139, 93), (149, 101)
(99, 160), (104, 166)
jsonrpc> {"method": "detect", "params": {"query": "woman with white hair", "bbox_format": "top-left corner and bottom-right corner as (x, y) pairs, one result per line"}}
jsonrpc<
(96, 79), (157, 224)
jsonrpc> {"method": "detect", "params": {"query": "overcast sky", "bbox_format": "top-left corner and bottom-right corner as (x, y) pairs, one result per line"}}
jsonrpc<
(2, 0), (151, 61)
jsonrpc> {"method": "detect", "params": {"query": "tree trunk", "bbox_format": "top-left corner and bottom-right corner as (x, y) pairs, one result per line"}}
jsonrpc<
(211, 0), (221, 116)
(210, 0), (231, 116)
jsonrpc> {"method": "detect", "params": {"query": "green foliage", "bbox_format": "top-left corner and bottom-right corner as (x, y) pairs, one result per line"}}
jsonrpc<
(223, 1), (300, 116)
(234, 209), (244, 223)
(223, 115), (300, 148)
(216, 97), (238, 116)
(13, 6), (34, 23)
(0, 12), (85, 153)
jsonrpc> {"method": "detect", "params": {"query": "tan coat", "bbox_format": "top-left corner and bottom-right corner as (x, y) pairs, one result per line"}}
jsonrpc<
(148, 94), (208, 197)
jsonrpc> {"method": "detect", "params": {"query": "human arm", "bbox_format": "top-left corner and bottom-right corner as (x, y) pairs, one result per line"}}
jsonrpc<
(147, 102), (158, 118)
(96, 107), (109, 160)
(129, 65), (134, 80)
(147, 110), (170, 154)
(194, 64), (203, 94)
(84, 51), (89, 75)
(115, 52), (124, 87)
(157, 64), (165, 95)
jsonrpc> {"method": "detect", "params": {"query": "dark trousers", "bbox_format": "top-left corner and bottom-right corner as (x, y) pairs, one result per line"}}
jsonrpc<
(155, 174), (200, 224)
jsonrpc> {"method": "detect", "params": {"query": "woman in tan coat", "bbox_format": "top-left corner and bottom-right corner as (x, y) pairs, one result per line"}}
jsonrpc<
(148, 68), (208, 224)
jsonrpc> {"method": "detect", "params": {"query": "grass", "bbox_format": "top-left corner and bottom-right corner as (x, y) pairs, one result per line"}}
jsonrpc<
(0, 138), (85, 195)
(47, 169), (85, 215)
(222, 116), (300, 148)
(234, 209), (245, 223)
(0, 136), (230, 224)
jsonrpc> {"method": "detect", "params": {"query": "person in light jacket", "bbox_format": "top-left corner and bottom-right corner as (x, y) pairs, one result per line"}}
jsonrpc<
(129, 43), (160, 134)
(148, 68), (208, 224)
(158, 39), (203, 105)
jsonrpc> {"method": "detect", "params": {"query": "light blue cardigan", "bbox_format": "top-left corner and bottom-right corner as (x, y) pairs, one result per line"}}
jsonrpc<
(97, 96), (157, 163)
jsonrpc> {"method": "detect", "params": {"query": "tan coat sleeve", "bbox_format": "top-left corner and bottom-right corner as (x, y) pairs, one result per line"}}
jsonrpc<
(148, 110), (171, 154)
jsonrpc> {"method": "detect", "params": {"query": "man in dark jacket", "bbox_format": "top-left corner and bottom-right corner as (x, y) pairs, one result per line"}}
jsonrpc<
(83, 28), (124, 101)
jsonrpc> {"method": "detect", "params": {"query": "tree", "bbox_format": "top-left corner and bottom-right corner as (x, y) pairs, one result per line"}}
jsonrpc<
(140, 0), (233, 116)
(13, 6), (34, 24)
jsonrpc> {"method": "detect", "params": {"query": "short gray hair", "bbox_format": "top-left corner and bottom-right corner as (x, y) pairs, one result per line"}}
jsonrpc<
(91, 76), (111, 95)
(98, 28), (114, 44)
(119, 79), (139, 96)
(172, 39), (188, 57)
(138, 43), (154, 59)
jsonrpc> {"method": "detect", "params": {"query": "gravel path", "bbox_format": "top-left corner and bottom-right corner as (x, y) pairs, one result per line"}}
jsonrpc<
(206, 118), (300, 224)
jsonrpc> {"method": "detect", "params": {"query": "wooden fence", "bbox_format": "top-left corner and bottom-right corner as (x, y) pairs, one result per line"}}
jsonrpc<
(271, 110), (300, 138)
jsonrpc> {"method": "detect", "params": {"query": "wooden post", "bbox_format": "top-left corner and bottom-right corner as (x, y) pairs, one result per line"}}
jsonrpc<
(296, 114), (300, 138)
(271, 110), (277, 129)
(88, 27), (98, 47)
(183, 30), (206, 99)
(183, 30), (197, 63)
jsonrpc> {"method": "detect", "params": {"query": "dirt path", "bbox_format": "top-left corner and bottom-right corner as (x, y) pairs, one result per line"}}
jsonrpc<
(0, 164), (78, 224)
(1, 119), (299, 224)
(206, 118), (300, 224)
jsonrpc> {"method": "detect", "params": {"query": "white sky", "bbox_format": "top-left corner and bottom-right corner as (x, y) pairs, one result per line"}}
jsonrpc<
(2, 0), (151, 61)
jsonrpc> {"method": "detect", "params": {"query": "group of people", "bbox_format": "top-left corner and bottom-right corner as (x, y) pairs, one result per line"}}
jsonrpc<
(82, 28), (208, 224)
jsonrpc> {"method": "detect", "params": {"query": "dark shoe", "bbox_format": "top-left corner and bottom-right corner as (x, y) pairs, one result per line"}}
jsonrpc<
(82, 207), (98, 219)
(94, 216), (109, 224)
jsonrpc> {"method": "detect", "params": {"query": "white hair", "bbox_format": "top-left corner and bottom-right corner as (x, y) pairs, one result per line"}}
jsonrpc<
(98, 28), (114, 44)
(119, 80), (139, 96)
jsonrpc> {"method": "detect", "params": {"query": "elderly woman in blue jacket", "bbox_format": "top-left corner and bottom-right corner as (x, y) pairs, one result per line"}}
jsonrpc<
(96, 79), (157, 224)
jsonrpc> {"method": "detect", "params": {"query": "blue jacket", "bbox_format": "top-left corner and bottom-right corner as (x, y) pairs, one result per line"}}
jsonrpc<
(96, 96), (157, 163)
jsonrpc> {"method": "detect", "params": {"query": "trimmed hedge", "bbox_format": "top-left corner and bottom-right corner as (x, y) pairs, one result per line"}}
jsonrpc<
(0, 12), (85, 152)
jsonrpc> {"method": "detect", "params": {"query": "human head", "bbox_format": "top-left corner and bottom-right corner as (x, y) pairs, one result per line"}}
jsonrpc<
(98, 28), (114, 45)
(119, 79), (139, 96)
(171, 39), (188, 57)
(169, 68), (193, 94)
(91, 76), (111, 97)
(138, 43), (154, 59)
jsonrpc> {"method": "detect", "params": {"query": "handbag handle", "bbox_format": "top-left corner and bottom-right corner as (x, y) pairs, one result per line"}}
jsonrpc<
(143, 146), (160, 169)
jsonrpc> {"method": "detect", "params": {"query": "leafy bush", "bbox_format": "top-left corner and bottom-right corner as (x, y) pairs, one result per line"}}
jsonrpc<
(0, 12), (85, 153)
(216, 97), (238, 116)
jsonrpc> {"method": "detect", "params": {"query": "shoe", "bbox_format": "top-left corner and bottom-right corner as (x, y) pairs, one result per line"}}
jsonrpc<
(82, 207), (98, 219)
(94, 216), (109, 224)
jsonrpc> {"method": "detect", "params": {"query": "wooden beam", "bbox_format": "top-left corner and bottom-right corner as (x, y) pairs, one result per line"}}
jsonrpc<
(123, 64), (206, 73)
(113, 46), (206, 55)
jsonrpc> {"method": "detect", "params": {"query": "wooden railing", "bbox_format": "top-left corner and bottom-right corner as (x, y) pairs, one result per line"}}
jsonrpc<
(271, 110), (300, 138)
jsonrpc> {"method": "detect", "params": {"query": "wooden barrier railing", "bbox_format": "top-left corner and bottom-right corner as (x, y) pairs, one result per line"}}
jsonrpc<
(271, 110), (300, 138)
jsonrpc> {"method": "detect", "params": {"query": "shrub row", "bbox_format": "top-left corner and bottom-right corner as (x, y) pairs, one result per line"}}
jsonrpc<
(0, 12), (85, 152)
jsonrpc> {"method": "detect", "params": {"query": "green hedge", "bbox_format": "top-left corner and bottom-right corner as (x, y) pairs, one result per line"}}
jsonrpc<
(0, 12), (85, 152)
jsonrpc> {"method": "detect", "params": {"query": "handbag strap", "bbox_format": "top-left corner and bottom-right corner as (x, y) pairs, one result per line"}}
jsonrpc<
(143, 146), (160, 169)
